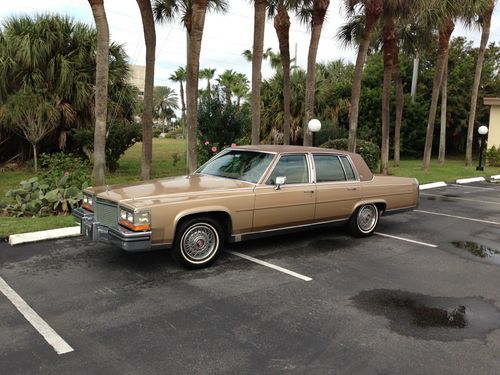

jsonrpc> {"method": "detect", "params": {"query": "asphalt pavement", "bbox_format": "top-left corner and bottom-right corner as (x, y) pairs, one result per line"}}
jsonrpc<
(1, 181), (499, 374)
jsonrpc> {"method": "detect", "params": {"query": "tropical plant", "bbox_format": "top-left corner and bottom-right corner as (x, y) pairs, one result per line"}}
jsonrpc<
(200, 67), (216, 97)
(421, 0), (489, 171)
(251, 0), (268, 145)
(465, 0), (496, 166)
(153, 0), (229, 173)
(169, 66), (187, 120)
(88, 0), (109, 185)
(268, 0), (300, 145)
(136, 0), (157, 180)
(341, 0), (383, 153)
(154, 86), (179, 131)
(298, 0), (330, 147)
(0, 89), (63, 172)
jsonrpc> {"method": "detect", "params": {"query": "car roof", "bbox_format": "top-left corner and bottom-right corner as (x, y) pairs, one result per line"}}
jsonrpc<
(234, 144), (352, 155)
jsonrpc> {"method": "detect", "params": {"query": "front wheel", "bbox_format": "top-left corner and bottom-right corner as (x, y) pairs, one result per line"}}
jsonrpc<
(173, 217), (224, 269)
(348, 203), (379, 237)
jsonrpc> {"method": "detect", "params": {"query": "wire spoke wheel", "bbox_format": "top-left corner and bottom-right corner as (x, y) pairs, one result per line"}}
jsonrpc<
(181, 224), (218, 261)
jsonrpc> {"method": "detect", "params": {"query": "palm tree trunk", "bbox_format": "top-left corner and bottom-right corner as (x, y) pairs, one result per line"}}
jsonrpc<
(274, 5), (291, 145)
(393, 49), (404, 167)
(180, 80), (186, 120)
(88, 0), (109, 186)
(136, 0), (156, 181)
(303, 0), (329, 147)
(422, 19), (454, 172)
(465, 5), (493, 166)
(347, 1), (383, 152)
(186, 0), (208, 172)
(438, 58), (448, 165)
(251, 0), (266, 145)
(410, 52), (419, 104)
(381, 15), (397, 175)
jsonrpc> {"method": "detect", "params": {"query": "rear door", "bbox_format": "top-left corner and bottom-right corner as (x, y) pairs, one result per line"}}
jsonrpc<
(252, 153), (316, 231)
(312, 154), (361, 221)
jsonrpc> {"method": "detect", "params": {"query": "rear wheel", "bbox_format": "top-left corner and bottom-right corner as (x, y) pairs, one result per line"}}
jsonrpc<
(173, 217), (224, 269)
(348, 203), (379, 237)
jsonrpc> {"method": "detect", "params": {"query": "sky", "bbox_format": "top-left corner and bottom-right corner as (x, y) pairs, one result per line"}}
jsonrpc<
(1, 0), (500, 92)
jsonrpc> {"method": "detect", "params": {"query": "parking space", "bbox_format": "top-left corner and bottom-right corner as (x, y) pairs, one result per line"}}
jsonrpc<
(1, 181), (500, 374)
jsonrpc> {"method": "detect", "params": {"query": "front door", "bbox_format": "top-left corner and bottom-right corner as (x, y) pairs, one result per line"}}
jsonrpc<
(252, 154), (315, 231)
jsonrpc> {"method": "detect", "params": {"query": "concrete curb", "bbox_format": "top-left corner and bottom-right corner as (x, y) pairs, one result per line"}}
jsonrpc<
(491, 175), (500, 181)
(419, 182), (447, 190)
(9, 226), (81, 246)
(456, 177), (486, 184)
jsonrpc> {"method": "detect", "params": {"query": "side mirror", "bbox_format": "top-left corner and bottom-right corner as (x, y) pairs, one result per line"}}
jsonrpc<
(275, 176), (287, 190)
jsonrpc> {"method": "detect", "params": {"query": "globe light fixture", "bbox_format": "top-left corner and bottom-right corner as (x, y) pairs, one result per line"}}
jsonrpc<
(308, 119), (321, 147)
(308, 118), (321, 133)
(476, 126), (489, 171)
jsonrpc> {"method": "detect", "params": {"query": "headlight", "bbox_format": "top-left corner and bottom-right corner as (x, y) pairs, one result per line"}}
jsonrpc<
(82, 193), (94, 211)
(118, 208), (151, 231)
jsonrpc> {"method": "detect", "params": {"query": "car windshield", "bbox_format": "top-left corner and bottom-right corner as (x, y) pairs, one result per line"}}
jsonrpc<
(197, 150), (275, 183)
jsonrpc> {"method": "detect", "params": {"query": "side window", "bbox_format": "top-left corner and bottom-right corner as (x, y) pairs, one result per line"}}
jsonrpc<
(313, 155), (346, 182)
(266, 155), (309, 185)
(339, 156), (356, 181)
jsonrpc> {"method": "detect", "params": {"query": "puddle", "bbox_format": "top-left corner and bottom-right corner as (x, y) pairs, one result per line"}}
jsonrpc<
(452, 241), (500, 266)
(352, 289), (500, 341)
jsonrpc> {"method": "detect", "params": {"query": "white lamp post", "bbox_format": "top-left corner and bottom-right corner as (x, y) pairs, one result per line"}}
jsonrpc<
(477, 125), (489, 171)
(308, 119), (321, 146)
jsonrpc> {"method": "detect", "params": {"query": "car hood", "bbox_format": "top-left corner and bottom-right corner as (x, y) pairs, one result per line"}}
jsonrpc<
(89, 174), (254, 204)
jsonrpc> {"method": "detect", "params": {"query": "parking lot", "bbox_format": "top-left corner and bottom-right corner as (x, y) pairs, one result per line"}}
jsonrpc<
(1, 180), (500, 374)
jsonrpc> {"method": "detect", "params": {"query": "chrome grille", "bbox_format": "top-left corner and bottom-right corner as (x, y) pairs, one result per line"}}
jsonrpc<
(95, 199), (118, 229)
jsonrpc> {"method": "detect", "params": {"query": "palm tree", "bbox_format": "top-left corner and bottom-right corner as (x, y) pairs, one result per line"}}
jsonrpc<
(343, 0), (383, 152)
(169, 66), (187, 120)
(154, 0), (229, 172)
(299, 0), (330, 147)
(217, 69), (238, 105)
(88, 0), (109, 185)
(421, 0), (485, 171)
(154, 86), (179, 131)
(438, 58), (448, 164)
(268, 0), (299, 145)
(251, 0), (268, 145)
(200, 67), (216, 97)
(233, 73), (250, 107)
(136, 0), (156, 181)
(465, 0), (496, 166)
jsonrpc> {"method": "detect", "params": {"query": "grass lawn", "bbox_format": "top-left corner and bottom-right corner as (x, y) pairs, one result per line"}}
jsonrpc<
(1, 138), (499, 238)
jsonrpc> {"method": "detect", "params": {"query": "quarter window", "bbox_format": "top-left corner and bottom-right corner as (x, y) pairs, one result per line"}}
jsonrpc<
(339, 156), (356, 181)
(313, 155), (346, 182)
(266, 155), (309, 185)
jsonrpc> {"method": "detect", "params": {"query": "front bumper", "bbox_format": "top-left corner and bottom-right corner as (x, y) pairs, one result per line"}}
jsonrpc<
(73, 208), (152, 252)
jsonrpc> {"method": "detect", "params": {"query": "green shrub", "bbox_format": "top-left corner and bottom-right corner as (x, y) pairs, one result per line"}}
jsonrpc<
(72, 121), (141, 172)
(153, 128), (162, 138)
(321, 138), (380, 172)
(40, 152), (90, 189)
(486, 146), (500, 167)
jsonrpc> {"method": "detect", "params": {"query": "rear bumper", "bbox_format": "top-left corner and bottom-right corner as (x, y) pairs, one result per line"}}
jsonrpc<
(73, 207), (152, 252)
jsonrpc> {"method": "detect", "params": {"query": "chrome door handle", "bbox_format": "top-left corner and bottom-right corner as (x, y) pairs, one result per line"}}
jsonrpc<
(347, 187), (357, 191)
(304, 190), (315, 193)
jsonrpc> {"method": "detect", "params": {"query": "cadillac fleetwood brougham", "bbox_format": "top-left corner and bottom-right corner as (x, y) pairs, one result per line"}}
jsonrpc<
(73, 145), (419, 268)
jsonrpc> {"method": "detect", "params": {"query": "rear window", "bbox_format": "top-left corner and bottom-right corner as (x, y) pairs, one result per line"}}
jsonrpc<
(339, 156), (356, 181)
(313, 155), (346, 182)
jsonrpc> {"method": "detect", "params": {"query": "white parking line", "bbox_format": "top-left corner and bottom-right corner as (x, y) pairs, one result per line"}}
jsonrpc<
(0, 276), (74, 355)
(374, 232), (438, 248)
(420, 193), (500, 206)
(415, 210), (500, 226)
(227, 251), (313, 282)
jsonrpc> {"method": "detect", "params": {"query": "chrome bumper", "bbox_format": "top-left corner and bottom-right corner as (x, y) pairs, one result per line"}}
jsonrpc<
(72, 207), (152, 252)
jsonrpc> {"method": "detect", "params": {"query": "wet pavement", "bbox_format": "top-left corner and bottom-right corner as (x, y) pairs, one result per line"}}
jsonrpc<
(1, 180), (500, 374)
